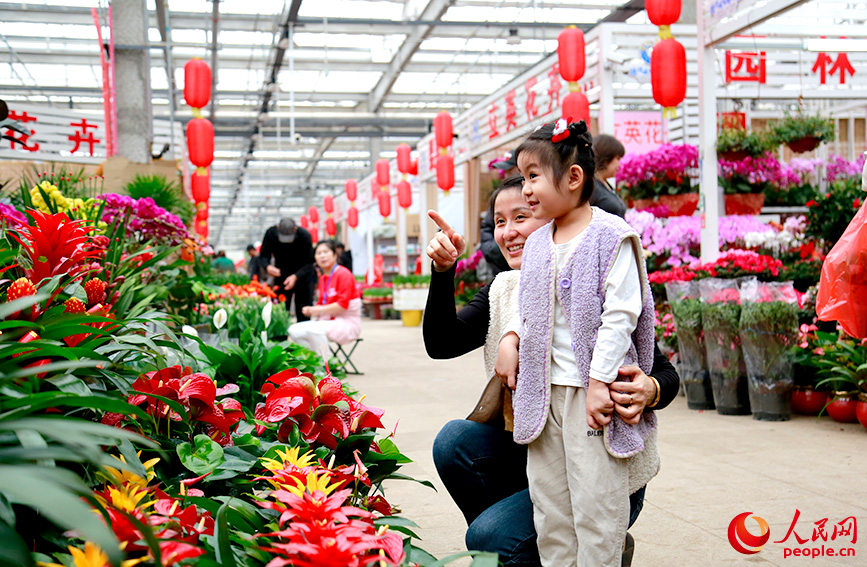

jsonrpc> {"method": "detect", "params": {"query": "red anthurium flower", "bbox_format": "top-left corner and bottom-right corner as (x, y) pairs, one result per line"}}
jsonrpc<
(158, 541), (206, 566)
(364, 495), (393, 516)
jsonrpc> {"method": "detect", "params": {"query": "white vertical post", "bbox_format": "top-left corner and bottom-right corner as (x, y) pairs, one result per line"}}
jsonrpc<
(696, 0), (720, 263)
(365, 215), (376, 285)
(397, 200), (408, 276)
(598, 25), (615, 135)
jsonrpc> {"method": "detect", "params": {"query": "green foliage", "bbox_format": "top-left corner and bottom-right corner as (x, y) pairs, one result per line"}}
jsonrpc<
(124, 174), (195, 226)
(362, 287), (393, 298)
(770, 112), (835, 144)
(804, 177), (863, 246)
(739, 300), (799, 380)
(392, 274), (431, 287)
(781, 259), (823, 292)
(763, 182), (817, 207)
(177, 434), (225, 475)
(716, 127), (775, 156)
(813, 331), (867, 393)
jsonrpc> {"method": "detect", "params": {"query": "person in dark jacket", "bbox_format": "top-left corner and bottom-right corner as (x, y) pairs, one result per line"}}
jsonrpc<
(246, 243), (269, 283)
(422, 176), (679, 567)
(259, 218), (316, 322)
(590, 134), (628, 218)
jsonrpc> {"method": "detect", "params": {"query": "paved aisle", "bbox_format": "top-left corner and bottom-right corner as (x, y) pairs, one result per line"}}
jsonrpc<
(348, 320), (867, 567)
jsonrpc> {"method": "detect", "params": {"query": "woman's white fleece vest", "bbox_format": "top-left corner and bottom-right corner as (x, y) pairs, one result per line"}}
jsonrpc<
(513, 207), (658, 460)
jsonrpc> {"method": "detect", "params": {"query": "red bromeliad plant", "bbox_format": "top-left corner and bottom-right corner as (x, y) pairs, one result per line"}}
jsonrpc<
(13, 210), (99, 284)
(254, 369), (385, 450)
(104, 365), (244, 445)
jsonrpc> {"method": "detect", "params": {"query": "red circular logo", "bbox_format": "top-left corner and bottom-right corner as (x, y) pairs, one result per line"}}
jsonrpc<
(728, 512), (771, 555)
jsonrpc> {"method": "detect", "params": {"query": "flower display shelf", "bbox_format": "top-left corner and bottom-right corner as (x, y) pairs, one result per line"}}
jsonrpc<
(631, 193), (699, 217)
(724, 193), (765, 215)
(786, 136), (820, 154)
(362, 295), (393, 320)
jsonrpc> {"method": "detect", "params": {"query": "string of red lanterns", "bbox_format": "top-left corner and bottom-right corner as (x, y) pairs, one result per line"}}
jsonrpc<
(376, 158), (391, 218)
(434, 112), (454, 194)
(647, 0), (686, 117)
(557, 27), (591, 127)
(395, 143), (413, 210)
(323, 195), (337, 237)
(345, 179), (359, 229)
(184, 58), (213, 242)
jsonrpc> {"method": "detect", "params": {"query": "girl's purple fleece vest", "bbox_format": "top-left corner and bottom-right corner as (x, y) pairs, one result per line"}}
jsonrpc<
(514, 207), (657, 458)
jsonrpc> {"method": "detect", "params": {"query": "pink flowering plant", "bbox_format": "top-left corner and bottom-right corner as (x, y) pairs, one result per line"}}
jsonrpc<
(617, 144), (698, 200)
(825, 153), (866, 184)
(100, 193), (189, 245)
(718, 152), (800, 195)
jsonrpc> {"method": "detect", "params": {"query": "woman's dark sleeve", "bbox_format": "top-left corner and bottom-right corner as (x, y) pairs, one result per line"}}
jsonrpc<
(423, 263), (491, 359)
(647, 341), (680, 411)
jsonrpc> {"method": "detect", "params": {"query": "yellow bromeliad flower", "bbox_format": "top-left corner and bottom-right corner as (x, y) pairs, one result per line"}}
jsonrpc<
(101, 454), (160, 491)
(95, 484), (155, 515)
(260, 447), (317, 472)
(37, 541), (143, 567)
(283, 470), (342, 498)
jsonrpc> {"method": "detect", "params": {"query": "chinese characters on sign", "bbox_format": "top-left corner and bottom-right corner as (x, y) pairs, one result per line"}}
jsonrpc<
(613, 111), (663, 155)
(1, 103), (107, 162)
(812, 52), (856, 85)
(6, 111), (39, 152)
(68, 119), (101, 156)
(725, 51), (767, 83)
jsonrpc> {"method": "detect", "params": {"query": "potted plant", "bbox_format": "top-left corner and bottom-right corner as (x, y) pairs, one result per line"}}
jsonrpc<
(699, 278), (752, 415)
(791, 322), (829, 415)
(718, 153), (791, 215)
(770, 112), (834, 154)
(392, 274), (431, 327)
(813, 331), (866, 423)
(716, 127), (775, 161)
(738, 280), (800, 421)
(618, 144), (700, 216)
(665, 280), (714, 410)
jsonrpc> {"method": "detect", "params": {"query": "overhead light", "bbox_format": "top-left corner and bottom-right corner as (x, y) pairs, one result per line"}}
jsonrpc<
(805, 38), (867, 52)
(506, 28), (521, 46)
(278, 37), (290, 50)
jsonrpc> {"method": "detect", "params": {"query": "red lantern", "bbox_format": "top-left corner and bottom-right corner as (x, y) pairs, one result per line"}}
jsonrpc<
(345, 179), (358, 203)
(409, 159), (419, 176)
(186, 118), (214, 169)
(378, 191), (391, 218)
(376, 159), (390, 187)
(184, 58), (211, 110)
(397, 180), (412, 209)
(299, 215), (309, 229)
(434, 112), (453, 150)
(651, 38), (687, 111)
(195, 205), (208, 222)
(562, 92), (591, 126)
(557, 27), (586, 83)
(308, 206), (320, 224)
(325, 217), (337, 237)
(371, 178), (378, 200)
(646, 0), (681, 26)
(347, 206), (359, 228)
(323, 195), (335, 214)
(191, 171), (210, 203)
(310, 226), (319, 244)
(195, 219), (208, 238)
(396, 144), (412, 174)
(436, 154), (455, 192)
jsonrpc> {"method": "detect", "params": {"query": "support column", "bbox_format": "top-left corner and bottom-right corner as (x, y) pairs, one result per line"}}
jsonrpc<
(113, 0), (152, 163)
(420, 181), (439, 276)
(598, 26), (615, 135)
(696, 0), (720, 263)
(463, 159), (480, 252)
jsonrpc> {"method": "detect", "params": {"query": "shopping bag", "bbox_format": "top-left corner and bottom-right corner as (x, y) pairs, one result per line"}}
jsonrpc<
(817, 200), (867, 338)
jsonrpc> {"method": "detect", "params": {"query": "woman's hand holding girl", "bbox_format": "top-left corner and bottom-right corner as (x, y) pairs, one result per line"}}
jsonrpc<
(426, 210), (466, 272)
(494, 332), (520, 390)
(608, 366), (658, 424)
(586, 378), (615, 430)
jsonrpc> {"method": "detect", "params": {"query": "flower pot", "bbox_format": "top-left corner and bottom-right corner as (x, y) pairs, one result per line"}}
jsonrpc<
(719, 150), (751, 161)
(791, 387), (829, 415)
(856, 395), (867, 429)
(786, 136), (820, 154)
(400, 309), (423, 327)
(724, 193), (765, 215)
(666, 282), (715, 411)
(825, 393), (859, 423)
(630, 194), (700, 217)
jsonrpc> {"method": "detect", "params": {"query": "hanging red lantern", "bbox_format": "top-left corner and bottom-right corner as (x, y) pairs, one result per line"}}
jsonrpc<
(323, 195), (335, 214)
(186, 118), (214, 170)
(436, 154), (455, 192)
(397, 180), (412, 209)
(378, 191), (391, 218)
(195, 205), (208, 222)
(299, 215), (309, 229)
(434, 112), (453, 150)
(396, 144), (412, 174)
(345, 179), (358, 203)
(184, 58), (211, 111)
(191, 171), (210, 203)
(651, 38), (687, 115)
(557, 27), (586, 83)
(310, 226), (319, 244)
(325, 217), (337, 237)
(646, 0), (681, 27)
(195, 218), (208, 237)
(308, 206), (320, 224)
(347, 206), (359, 228)
(562, 92), (591, 126)
(376, 159), (390, 188)
(409, 159), (419, 176)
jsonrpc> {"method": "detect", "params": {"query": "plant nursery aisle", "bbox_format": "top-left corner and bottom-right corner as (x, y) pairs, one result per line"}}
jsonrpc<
(354, 320), (867, 567)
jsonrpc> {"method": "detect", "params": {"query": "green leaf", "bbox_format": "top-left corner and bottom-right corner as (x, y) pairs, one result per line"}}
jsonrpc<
(215, 499), (238, 567)
(0, 520), (34, 567)
(0, 293), (50, 320)
(177, 434), (225, 475)
(428, 551), (500, 567)
(376, 438), (413, 464)
(385, 472), (437, 490)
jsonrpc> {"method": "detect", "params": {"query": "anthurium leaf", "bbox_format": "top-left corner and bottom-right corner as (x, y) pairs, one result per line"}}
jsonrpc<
(406, 542), (439, 567)
(0, 465), (122, 564)
(215, 500), (238, 567)
(1, 360), (98, 381)
(384, 472), (436, 490)
(0, 418), (156, 450)
(376, 438), (413, 464)
(428, 551), (500, 567)
(0, 395), (151, 423)
(177, 434), (224, 475)
(0, 520), (34, 567)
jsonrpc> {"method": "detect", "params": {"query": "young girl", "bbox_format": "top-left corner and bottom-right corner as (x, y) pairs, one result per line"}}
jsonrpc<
(288, 240), (362, 360)
(495, 120), (657, 567)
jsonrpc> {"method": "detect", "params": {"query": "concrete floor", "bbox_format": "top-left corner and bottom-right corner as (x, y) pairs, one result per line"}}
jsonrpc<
(347, 319), (867, 567)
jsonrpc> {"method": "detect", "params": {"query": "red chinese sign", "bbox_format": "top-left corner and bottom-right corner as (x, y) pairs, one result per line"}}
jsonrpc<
(504, 90), (518, 132)
(812, 52), (856, 85)
(725, 51), (767, 84)
(69, 119), (101, 156)
(5, 111), (39, 152)
(525, 77), (539, 121)
(774, 509), (856, 546)
(547, 64), (562, 113)
(613, 111), (663, 154)
(487, 101), (499, 140)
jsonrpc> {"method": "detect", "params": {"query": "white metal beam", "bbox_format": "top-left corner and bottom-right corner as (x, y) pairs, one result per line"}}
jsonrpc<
(704, 0), (811, 46)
